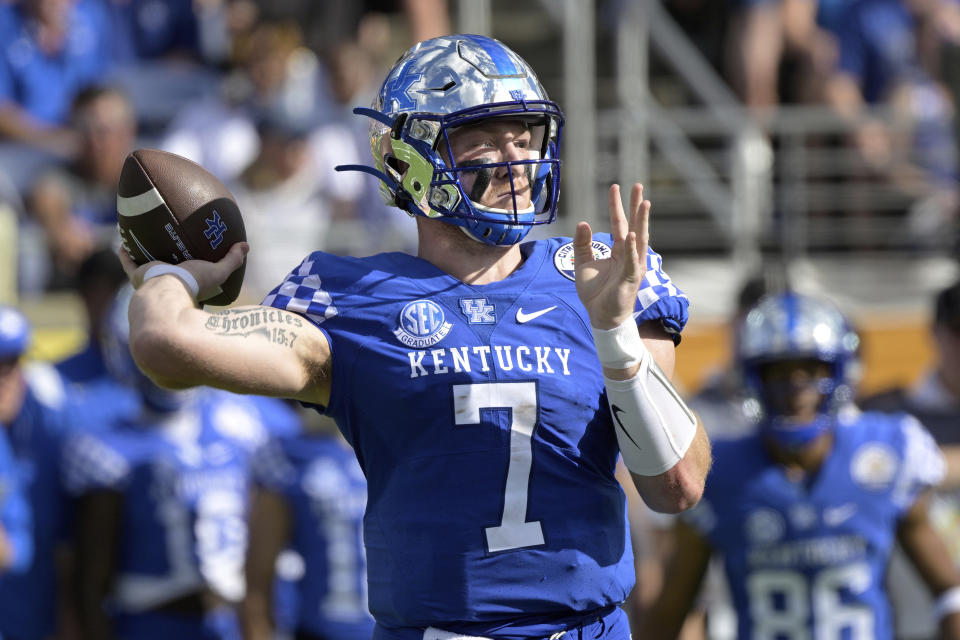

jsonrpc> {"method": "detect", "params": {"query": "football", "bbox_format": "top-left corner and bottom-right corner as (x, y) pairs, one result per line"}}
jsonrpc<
(116, 148), (246, 306)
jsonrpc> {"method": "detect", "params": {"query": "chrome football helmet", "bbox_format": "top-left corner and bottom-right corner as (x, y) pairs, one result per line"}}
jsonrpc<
(336, 34), (564, 246)
(736, 292), (860, 449)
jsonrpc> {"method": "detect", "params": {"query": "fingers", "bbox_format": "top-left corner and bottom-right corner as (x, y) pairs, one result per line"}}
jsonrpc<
(216, 242), (249, 277)
(573, 221), (593, 266)
(117, 247), (140, 282)
(633, 196), (650, 264)
(608, 184), (627, 243)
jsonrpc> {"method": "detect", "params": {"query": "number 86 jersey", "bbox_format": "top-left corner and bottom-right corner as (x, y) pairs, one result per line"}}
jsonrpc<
(682, 411), (945, 640)
(263, 235), (689, 636)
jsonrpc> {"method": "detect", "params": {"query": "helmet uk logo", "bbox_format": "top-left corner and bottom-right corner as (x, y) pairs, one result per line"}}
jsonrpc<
(204, 210), (228, 250)
(394, 299), (452, 348)
(553, 240), (611, 281)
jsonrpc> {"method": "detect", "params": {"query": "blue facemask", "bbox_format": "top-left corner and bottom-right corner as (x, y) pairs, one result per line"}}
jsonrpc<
(760, 414), (833, 450)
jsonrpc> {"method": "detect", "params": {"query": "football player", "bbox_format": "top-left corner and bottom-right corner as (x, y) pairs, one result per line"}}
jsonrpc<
(64, 287), (298, 640)
(0, 306), (35, 577)
(244, 417), (373, 640)
(120, 34), (711, 639)
(637, 292), (960, 639)
(0, 304), (74, 640)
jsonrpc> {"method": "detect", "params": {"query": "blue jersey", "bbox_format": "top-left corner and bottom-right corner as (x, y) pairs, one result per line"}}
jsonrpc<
(683, 411), (944, 640)
(253, 433), (374, 639)
(63, 390), (273, 615)
(56, 340), (143, 430)
(0, 427), (32, 575)
(262, 235), (689, 636)
(0, 1), (108, 124)
(0, 365), (72, 640)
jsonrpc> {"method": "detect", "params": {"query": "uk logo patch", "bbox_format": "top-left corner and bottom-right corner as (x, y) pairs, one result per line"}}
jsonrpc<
(204, 210), (228, 250)
(553, 240), (611, 281)
(394, 299), (452, 348)
(459, 298), (495, 324)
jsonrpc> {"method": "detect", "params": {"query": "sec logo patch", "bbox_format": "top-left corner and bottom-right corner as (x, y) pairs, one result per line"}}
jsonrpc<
(553, 240), (611, 281)
(394, 299), (452, 348)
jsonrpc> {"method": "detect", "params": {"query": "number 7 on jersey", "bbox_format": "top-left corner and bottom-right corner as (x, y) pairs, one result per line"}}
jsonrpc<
(453, 381), (545, 553)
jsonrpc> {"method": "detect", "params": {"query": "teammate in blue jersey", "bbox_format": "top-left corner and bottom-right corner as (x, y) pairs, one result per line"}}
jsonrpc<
(0, 307), (35, 578)
(63, 288), (292, 640)
(637, 292), (960, 639)
(244, 421), (374, 640)
(0, 304), (79, 640)
(119, 34), (712, 639)
(56, 248), (142, 429)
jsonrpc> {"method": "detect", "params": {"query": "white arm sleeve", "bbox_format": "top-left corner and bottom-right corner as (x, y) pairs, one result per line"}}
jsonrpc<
(593, 319), (698, 476)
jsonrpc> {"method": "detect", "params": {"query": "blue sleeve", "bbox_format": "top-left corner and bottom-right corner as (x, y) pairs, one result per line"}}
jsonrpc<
(891, 414), (945, 513)
(0, 436), (32, 573)
(0, 7), (18, 104)
(636, 244), (689, 342)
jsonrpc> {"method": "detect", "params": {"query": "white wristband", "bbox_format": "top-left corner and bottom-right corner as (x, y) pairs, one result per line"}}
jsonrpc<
(935, 586), (960, 621)
(591, 316), (645, 369)
(142, 264), (200, 301)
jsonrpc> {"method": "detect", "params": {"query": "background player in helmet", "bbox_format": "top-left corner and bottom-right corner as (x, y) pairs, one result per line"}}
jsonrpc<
(120, 34), (711, 639)
(244, 415), (374, 640)
(0, 306), (35, 578)
(637, 292), (960, 639)
(64, 287), (298, 640)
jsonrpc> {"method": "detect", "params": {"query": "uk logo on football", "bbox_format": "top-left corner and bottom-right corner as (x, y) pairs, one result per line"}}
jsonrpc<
(204, 210), (228, 250)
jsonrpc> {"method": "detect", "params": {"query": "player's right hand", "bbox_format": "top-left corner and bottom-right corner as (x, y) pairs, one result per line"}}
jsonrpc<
(118, 242), (249, 302)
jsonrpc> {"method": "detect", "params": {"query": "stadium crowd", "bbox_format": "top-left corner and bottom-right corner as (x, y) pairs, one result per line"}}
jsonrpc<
(0, 1), (959, 639)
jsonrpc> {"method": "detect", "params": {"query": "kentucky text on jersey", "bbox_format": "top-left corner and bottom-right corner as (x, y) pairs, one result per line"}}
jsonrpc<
(407, 345), (572, 378)
(747, 535), (867, 566)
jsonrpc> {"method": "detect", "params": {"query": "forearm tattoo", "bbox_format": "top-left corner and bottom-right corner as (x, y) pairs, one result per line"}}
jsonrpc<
(204, 307), (304, 349)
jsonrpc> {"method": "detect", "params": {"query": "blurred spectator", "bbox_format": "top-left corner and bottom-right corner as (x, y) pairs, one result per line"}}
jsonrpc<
(0, 304), (76, 640)
(823, 0), (960, 240)
(244, 416), (373, 640)
(724, 0), (840, 110)
(160, 20), (315, 183)
(230, 111), (332, 299)
(97, 0), (202, 65)
(246, 0), (450, 59)
(0, 0), (109, 157)
(27, 85), (135, 289)
(312, 38), (417, 255)
(861, 278), (960, 640)
(0, 307), (35, 577)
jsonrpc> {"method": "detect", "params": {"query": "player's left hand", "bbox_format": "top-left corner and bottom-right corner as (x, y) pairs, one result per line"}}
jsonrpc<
(573, 183), (649, 329)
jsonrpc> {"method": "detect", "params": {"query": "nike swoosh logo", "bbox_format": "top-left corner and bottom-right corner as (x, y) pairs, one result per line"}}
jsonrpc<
(611, 404), (642, 451)
(516, 306), (557, 323)
(823, 503), (857, 526)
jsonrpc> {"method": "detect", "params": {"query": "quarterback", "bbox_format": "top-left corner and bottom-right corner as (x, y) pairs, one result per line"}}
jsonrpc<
(121, 34), (711, 640)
